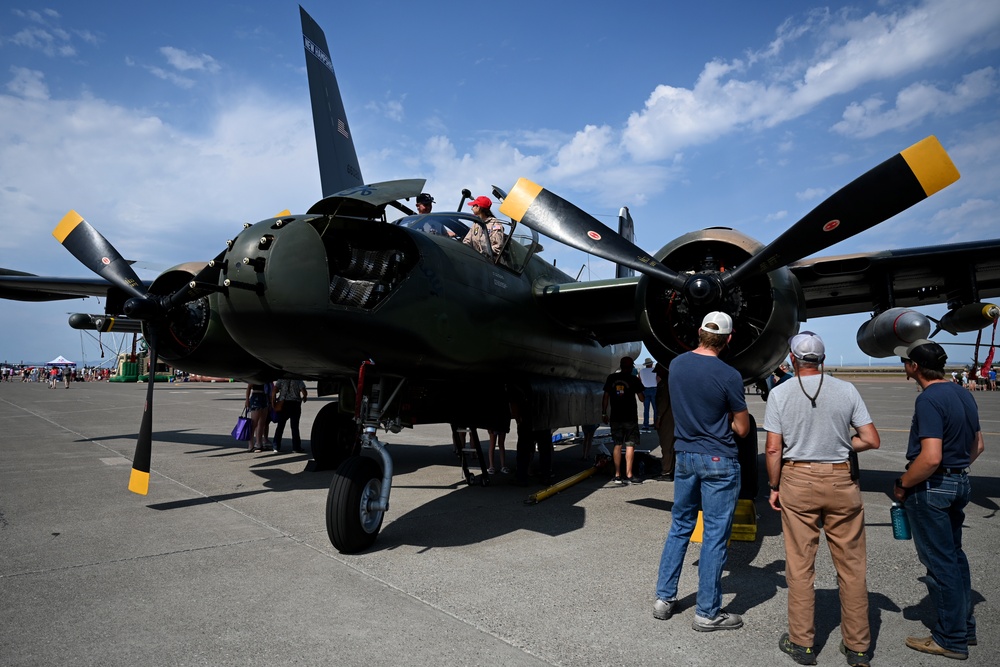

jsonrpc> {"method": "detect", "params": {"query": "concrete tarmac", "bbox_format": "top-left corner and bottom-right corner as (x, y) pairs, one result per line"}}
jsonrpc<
(1, 378), (997, 666)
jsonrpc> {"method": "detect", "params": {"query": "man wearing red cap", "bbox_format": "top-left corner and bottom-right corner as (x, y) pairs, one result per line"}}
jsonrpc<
(463, 195), (505, 259)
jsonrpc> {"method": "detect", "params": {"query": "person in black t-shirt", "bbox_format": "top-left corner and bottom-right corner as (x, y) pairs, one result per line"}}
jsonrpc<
(602, 356), (646, 484)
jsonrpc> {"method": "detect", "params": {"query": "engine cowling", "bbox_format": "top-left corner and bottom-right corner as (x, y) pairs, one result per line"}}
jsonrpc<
(142, 262), (273, 380)
(635, 228), (805, 384)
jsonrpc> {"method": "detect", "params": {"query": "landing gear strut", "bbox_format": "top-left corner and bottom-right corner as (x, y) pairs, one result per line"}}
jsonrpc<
(324, 366), (401, 553)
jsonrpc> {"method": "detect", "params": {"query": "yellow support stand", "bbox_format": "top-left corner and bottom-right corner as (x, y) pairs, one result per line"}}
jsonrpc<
(690, 499), (757, 542)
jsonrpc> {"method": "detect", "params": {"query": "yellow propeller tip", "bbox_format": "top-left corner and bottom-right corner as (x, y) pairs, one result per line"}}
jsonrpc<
(128, 468), (150, 495)
(499, 178), (543, 221)
(52, 210), (84, 244)
(901, 136), (960, 197)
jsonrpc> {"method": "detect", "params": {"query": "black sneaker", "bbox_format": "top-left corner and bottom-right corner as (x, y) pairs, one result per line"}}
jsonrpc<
(840, 641), (872, 666)
(613, 476), (624, 485)
(627, 476), (642, 485)
(779, 633), (817, 665)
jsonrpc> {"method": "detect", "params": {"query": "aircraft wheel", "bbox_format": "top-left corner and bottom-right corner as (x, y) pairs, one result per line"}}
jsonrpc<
(310, 402), (358, 470)
(327, 456), (384, 553)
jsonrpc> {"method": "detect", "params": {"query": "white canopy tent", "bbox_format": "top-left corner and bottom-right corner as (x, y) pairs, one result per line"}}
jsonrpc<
(46, 355), (76, 366)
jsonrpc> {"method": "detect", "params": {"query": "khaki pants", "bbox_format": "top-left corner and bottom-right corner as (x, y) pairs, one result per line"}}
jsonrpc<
(780, 462), (870, 651)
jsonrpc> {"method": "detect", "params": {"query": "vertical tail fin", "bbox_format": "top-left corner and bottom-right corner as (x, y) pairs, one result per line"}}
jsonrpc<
(300, 6), (364, 197)
(615, 207), (635, 278)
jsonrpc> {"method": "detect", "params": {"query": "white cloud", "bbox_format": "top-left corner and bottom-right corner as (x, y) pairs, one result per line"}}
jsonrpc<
(159, 46), (221, 73)
(833, 67), (999, 137)
(365, 94), (407, 122)
(621, 0), (1000, 161)
(5, 66), (49, 100)
(0, 80), (319, 266)
(147, 66), (195, 89)
(9, 26), (76, 57)
(796, 187), (826, 201)
(549, 125), (618, 179)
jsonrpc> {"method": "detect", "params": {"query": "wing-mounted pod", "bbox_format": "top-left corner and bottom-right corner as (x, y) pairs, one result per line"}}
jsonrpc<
(636, 228), (805, 383)
(856, 307), (931, 358)
(932, 303), (1000, 336)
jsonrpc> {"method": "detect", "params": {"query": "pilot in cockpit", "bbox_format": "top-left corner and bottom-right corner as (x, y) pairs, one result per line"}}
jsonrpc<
(463, 195), (505, 258)
(416, 192), (434, 214)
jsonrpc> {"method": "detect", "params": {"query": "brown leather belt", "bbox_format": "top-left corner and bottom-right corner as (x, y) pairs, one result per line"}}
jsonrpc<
(784, 460), (849, 469)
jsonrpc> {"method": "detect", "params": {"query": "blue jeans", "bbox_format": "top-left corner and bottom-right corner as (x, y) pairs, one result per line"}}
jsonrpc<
(655, 451), (741, 618)
(905, 472), (975, 653)
(642, 387), (657, 427)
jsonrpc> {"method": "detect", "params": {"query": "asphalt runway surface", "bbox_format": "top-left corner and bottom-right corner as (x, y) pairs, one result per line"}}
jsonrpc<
(1, 377), (997, 666)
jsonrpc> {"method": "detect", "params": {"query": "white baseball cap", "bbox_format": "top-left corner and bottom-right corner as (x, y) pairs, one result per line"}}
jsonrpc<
(789, 331), (826, 362)
(700, 311), (733, 335)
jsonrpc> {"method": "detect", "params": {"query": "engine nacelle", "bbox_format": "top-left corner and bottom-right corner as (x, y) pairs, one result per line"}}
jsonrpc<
(635, 228), (806, 384)
(144, 262), (274, 380)
(856, 307), (931, 358)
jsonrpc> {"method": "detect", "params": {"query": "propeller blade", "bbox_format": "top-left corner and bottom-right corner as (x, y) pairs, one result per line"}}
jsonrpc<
(500, 178), (687, 290)
(52, 211), (146, 300)
(724, 136), (959, 285)
(128, 333), (157, 496)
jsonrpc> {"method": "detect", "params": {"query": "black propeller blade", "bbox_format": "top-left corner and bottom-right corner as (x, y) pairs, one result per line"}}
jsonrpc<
(723, 135), (959, 285)
(53, 211), (147, 300)
(129, 331), (157, 495)
(53, 210), (219, 496)
(500, 178), (688, 291)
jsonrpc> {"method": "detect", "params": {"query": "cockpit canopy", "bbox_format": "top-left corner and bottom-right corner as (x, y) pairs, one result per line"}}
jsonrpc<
(394, 213), (541, 274)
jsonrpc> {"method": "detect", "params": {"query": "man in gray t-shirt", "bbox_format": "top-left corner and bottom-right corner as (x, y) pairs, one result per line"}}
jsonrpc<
(763, 332), (880, 667)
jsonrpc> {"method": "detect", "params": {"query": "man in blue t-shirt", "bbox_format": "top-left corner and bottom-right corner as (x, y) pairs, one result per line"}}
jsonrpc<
(893, 339), (985, 661)
(653, 311), (750, 632)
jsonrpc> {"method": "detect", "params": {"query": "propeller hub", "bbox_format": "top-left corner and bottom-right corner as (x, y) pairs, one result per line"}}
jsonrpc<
(683, 273), (723, 306)
(123, 296), (162, 320)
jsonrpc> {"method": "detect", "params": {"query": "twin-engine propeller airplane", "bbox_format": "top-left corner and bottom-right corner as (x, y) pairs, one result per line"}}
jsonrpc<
(2, 7), (999, 553)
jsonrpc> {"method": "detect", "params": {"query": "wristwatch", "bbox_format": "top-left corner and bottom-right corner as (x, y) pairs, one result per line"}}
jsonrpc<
(768, 482), (779, 491)
(894, 477), (909, 490)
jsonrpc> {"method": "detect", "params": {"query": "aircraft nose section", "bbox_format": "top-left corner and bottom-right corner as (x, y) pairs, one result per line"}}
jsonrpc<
(224, 216), (330, 314)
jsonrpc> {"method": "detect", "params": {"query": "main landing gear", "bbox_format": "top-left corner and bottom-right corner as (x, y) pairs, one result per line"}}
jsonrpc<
(323, 365), (401, 553)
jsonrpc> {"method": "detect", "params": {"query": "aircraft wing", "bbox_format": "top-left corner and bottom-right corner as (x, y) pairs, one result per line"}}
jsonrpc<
(791, 238), (1000, 318)
(534, 238), (1000, 344)
(0, 268), (150, 303)
(534, 277), (641, 345)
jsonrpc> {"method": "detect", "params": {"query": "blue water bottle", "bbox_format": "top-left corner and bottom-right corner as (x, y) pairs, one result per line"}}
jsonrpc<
(891, 502), (911, 540)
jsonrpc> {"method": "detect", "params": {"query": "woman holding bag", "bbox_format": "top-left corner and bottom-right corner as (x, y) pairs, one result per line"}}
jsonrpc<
(245, 382), (269, 452)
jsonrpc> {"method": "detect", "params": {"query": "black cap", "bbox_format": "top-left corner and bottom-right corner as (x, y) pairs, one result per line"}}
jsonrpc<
(894, 338), (947, 371)
(417, 193), (434, 204)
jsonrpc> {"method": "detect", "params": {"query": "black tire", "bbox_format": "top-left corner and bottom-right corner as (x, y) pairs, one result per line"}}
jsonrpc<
(310, 402), (359, 470)
(327, 456), (384, 553)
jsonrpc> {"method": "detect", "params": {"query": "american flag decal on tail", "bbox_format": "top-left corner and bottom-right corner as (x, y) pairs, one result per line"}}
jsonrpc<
(338, 119), (350, 139)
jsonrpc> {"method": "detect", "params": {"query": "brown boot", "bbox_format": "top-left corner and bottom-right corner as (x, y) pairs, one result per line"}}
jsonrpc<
(905, 635), (968, 660)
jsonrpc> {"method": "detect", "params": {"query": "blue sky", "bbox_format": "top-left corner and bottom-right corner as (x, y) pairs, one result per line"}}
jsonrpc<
(1, 0), (998, 367)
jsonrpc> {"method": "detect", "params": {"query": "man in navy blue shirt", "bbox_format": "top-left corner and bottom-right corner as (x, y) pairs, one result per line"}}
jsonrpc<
(653, 311), (750, 632)
(893, 339), (985, 661)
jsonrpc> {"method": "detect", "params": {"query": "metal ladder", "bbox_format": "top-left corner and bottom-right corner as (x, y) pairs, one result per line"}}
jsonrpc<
(451, 425), (490, 486)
